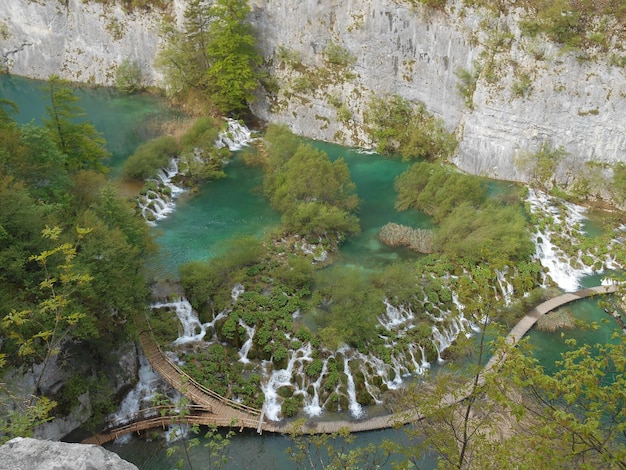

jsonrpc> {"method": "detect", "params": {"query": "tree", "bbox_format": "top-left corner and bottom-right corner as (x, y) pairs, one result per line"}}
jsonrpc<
(262, 141), (361, 240)
(12, 124), (71, 202)
(115, 58), (144, 94)
(366, 94), (457, 160)
(203, 0), (262, 114)
(157, 0), (262, 115)
(43, 75), (110, 173)
(0, 175), (49, 316)
(1, 226), (94, 398)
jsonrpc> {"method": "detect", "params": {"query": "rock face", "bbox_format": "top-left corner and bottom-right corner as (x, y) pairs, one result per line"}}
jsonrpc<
(0, 0), (166, 86)
(0, 437), (138, 470)
(2, 0), (626, 187)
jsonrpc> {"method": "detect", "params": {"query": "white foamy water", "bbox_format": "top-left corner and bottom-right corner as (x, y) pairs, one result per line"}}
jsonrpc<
(215, 118), (254, 151)
(526, 188), (626, 291)
(151, 298), (209, 345)
(138, 159), (186, 226)
(108, 354), (162, 443)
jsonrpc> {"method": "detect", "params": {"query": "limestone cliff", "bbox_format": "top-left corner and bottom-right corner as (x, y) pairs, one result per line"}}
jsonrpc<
(2, 0), (625, 187)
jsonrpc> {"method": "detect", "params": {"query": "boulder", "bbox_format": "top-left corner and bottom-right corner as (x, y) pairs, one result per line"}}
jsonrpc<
(0, 437), (138, 470)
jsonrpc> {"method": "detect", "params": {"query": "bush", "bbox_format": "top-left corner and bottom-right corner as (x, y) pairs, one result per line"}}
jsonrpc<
(115, 58), (144, 94)
(121, 136), (179, 181)
(366, 94), (457, 160)
(395, 162), (487, 222)
(324, 42), (356, 67)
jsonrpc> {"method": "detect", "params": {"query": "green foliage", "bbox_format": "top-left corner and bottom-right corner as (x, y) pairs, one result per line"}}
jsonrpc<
(178, 117), (230, 183)
(515, 142), (566, 189)
(91, 0), (170, 12)
(395, 162), (532, 263)
(371, 262), (418, 306)
(115, 58), (144, 94)
(512, 71), (533, 98)
(121, 135), (180, 181)
(323, 41), (356, 67)
(272, 256), (315, 293)
(157, 0), (262, 115)
(395, 162), (487, 221)
(262, 126), (361, 240)
(179, 236), (264, 310)
(313, 266), (382, 349)
(1, 227), (93, 396)
(287, 422), (394, 469)
(515, 0), (626, 50)
(611, 163), (626, 204)
(13, 124), (71, 202)
(366, 94), (457, 160)
(435, 202), (535, 263)
(0, 395), (55, 445)
(75, 190), (152, 328)
(455, 66), (479, 109)
(43, 75), (110, 173)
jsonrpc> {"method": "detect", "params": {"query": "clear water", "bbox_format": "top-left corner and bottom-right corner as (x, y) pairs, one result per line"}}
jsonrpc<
(149, 155), (281, 278)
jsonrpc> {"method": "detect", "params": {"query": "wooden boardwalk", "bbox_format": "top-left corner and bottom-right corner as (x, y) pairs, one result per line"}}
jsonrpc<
(83, 284), (619, 444)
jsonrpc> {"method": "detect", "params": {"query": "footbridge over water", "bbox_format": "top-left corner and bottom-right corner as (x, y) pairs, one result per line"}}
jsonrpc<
(83, 284), (619, 445)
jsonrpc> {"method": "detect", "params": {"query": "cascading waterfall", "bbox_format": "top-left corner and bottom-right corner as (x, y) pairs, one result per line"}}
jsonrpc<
(138, 159), (186, 226)
(237, 320), (256, 364)
(342, 353), (364, 419)
(495, 268), (514, 304)
(151, 298), (208, 345)
(527, 188), (592, 291)
(302, 358), (328, 417)
(526, 188), (625, 291)
(215, 118), (254, 150)
(107, 354), (166, 443)
(261, 343), (314, 421)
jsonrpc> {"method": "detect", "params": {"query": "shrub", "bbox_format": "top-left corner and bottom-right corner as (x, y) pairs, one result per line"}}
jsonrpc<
(115, 59), (144, 94)
(366, 95), (457, 160)
(324, 42), (356, 67)
(121, 136), (179, 181)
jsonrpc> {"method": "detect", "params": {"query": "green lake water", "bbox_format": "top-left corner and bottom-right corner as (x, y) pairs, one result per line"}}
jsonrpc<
(2, 74), (622, 469)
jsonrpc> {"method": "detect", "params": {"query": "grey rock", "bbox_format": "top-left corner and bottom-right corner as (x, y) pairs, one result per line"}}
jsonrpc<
(0, 437), (138, 470)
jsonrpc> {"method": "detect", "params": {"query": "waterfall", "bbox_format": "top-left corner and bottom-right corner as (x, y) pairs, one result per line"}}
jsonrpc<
(302, 358), (328, 417)
(151, 298), (208, 345)
(379, 299), (415, 328)
(138, 119), (254, 225)
(237, 320), (256, 364)
(215, 118), (254, 150)
(107, 354), (163, 443)
(527, 189), (595, 291)
(261, 343), (314, 421)
(231, 283), (245, 301)
(495, 268), (514, 305)
(342, 355), (364, 419)
(138, 159), (186, 226)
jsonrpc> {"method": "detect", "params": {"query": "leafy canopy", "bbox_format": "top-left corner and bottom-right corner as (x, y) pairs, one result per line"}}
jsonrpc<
(157, 0), (262, 115)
